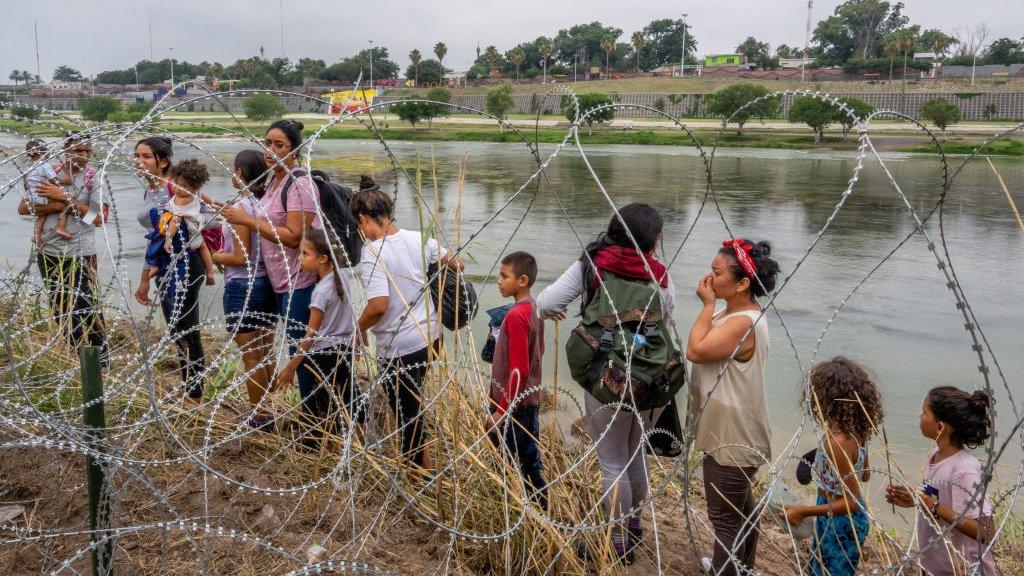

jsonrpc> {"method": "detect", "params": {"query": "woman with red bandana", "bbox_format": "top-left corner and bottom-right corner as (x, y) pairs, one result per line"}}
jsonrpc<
(686, 238), (780, 576)
(537, 203), (675, 564)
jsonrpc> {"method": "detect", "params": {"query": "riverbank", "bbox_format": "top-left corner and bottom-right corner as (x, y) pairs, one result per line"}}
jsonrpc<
(3, 292), (1021, 575)
(2, 113), (1022, 156)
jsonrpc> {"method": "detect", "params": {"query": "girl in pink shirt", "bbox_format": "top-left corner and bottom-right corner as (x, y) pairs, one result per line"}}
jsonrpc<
(886, 387), (997, 576)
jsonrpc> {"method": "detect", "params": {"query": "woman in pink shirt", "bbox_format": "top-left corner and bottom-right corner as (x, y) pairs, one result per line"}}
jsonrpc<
(222, 120), (323, 424)
(886, 386), (997, 576)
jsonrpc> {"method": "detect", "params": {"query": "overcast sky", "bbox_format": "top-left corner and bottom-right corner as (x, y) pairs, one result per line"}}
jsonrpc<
(3, 0), (1022, 79)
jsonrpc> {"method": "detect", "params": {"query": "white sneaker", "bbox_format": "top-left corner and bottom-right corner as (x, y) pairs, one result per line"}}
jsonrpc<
(700, 557), (713, 574)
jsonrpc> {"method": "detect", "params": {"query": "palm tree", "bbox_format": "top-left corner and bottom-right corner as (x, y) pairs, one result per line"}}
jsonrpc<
(538, 39), (551, 84)
(484, 46), (500, 66)
(483, 45), (501, 77)
(20, 71), (33, 89)
(434, 42), (447, 69)
(510, 51), (525, 81)
(209, 63), (224, 86)
(409, 49), (422, 86)
(601, 39), (615, 77)
(8, 70), (19, 94)
(899, 34), (917, 83)
(885, 40), (898, 81)
(631, 32), (646, 73)
(242, 58), (259, 88)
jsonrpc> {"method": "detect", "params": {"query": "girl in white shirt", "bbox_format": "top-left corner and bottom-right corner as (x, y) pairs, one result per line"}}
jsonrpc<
(276, 229), (361, 434)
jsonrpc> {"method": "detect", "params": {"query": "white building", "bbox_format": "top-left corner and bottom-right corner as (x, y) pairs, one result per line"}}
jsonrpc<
(779, 58), (815, 69)
(50, 79), (84, 91)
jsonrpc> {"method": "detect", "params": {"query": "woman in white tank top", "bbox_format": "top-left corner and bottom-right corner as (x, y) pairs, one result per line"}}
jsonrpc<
(685, 238), (780, 576)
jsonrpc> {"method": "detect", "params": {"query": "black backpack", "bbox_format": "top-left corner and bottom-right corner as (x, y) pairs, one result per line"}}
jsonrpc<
(427, 261), (479, 331)
(281, 169), (363, 268)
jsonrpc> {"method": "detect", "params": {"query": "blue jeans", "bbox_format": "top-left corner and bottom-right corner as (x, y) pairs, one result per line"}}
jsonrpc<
(491, 406), (548, 509)
(223, 275), (276, 334)
(275, 285), (316, 414)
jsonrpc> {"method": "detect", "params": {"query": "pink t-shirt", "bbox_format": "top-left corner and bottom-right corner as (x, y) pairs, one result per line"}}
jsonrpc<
(258, 172), (322, 293)
(918, 447), (996, 576)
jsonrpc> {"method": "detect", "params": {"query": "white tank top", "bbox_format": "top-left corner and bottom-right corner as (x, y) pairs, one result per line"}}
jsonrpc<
(689, 308), (772, 469)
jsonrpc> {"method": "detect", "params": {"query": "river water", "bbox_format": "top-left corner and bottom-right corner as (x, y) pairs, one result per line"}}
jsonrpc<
(1, 135), (1021, 505)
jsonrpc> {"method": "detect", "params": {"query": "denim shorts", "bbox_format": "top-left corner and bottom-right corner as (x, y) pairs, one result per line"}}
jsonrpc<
(223, 275), (277, 333)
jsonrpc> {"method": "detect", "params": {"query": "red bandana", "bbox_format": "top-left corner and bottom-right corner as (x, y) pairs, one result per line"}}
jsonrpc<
(722, 238), (757, 278)
(593, 245), (669, 288)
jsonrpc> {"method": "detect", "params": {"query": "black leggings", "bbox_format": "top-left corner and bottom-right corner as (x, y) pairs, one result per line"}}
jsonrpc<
(303, 346), (362, 426)
(37, 253), (108, 359)
(158, 250), (206, 399)
(380, 341), (439, 467)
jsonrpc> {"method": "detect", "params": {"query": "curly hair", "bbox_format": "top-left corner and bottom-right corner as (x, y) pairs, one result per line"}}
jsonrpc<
(169, 158), (210, 191)
(804, 356), (885, 442)
(927, 386), (992, 449)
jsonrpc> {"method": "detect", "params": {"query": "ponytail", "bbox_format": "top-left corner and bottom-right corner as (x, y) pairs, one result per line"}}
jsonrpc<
(927, 386), (993, 448)
(304, 229), (345, 303)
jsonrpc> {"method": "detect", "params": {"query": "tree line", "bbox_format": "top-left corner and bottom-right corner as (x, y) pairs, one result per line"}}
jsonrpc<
(10, 2), (1021, 90)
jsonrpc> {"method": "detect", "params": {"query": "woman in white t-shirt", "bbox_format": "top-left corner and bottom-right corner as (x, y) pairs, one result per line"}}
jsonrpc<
(686, 238), (780, 576)
(350, 181), (463, 469)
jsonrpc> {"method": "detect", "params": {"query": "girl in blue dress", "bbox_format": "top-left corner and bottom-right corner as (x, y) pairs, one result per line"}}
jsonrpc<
(782, 357), (884, 576)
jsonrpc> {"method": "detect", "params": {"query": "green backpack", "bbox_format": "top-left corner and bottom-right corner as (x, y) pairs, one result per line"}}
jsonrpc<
(564, 271), (686, 410)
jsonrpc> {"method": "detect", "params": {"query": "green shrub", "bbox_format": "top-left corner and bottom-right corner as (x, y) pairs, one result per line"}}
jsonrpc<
(919, 98), (962, 131)
(243, 93), (287, 121)
(10, 106), (41, 120)
(485, 84), (515, 122)
(707, 83), (780, 135)
(79, 96), (122, 122)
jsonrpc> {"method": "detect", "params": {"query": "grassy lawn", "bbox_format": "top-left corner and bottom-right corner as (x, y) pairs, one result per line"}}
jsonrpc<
(3, 115), (1021, 155)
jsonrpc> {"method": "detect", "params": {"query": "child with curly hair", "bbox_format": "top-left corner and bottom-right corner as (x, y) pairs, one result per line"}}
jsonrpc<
(783, 357), (883, 576)
(146, 159), (216, 286)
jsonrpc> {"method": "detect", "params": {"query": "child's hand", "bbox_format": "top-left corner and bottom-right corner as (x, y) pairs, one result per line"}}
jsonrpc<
(134, 282), (151, 306)
(781, 504), (806, 526)
(885, 484), (916, 509)
(164, 239), (173, 253)
(205, 273), (216, 286)
(274, 367), (296, 391)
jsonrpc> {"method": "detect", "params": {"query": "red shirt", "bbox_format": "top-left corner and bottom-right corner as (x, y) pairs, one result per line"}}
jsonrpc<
(490, 299), (545, 414)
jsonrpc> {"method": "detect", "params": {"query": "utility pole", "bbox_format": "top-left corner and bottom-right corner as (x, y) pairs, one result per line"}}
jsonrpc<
(680, 13), (688, 77)
(169, 44), (175, 86)
(34, 22), (42, 82)
(802, 0), (814, 82)
(148, 15), (153, 59)
(369, 39), (374, 88)
(279, 0), (285, 56)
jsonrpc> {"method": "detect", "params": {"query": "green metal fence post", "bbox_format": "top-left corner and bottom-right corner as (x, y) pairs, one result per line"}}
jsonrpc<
(80, 346), (112, 576)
